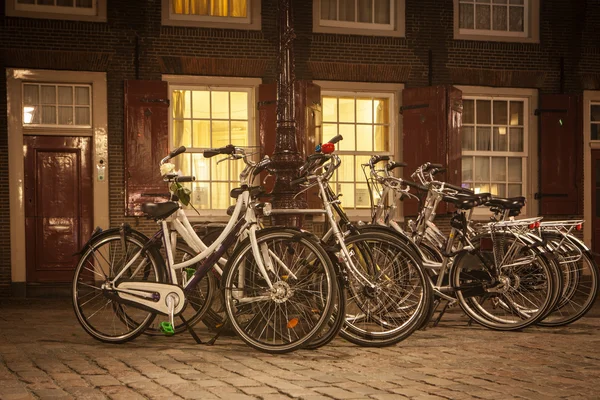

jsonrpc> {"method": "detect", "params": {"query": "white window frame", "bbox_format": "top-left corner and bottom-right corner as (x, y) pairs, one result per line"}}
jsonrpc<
(161, 0), (261, 30)
(163, 75), (260, 220)
(453, 0), (539, 43)
(22, 83), (93, 128)
(315, 80), (403, 219)
(313, 0), (405, 38)
(6, 0), (106, 22)
(583, 91), (600, 249)
(457, 86), (538, 218)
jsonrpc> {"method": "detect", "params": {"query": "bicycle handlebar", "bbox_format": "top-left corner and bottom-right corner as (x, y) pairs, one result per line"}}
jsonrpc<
(203, 145), (236, 158)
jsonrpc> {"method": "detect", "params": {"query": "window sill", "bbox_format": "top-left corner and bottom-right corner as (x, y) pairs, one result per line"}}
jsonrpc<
(6, 8), (106, 22)
(454, 32), (539, 44)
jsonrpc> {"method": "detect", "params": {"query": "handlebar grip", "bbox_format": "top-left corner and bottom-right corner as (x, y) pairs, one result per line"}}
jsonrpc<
(203, 144), (235, 158)
(291, 175), (307, 186)
(425, 163), (444, 171)
(175, 176), (195, 183)
(169, 146), (186, 159)
(387, 161), (407, 171)
(404, 180), (428, 192)
(431, 167), (446, 176)
(327, 135), (343, 144)
(370, 155), (390, 165)
(253, 157), (272, 176)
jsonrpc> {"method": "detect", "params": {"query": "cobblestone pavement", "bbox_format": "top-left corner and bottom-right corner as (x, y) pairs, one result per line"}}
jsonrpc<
(1, 298), (599, 400)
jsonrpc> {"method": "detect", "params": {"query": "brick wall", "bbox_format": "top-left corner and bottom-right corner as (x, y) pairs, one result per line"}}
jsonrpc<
(1, 0), (599, 295)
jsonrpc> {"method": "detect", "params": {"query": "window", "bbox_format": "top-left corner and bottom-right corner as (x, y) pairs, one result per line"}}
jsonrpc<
(591, 103), (600, 141)
(169, 84), (255, 212)
(313, 0), (405, 37)
(453, 0), (539, 43)
(461, 97), (527, 198)
(322, 92), (394, 210)
(7, 0), (106, 21)
(162, 0), (261, 29)
(22, 83), (92, 127)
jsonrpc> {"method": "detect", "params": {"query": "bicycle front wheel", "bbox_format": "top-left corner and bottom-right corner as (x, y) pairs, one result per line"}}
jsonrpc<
(72, 229), (164, 343)
(222, 228), (337, 354)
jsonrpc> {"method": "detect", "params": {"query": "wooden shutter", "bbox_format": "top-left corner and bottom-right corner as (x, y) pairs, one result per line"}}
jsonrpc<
(124, 80), (169, 216)
(537, 94), (583, 215)
(402, 86), (463, 216)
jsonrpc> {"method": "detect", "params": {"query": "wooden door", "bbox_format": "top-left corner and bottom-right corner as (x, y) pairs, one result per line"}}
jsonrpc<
(24, 136), (93, 283)
(592, 150), (600, 259)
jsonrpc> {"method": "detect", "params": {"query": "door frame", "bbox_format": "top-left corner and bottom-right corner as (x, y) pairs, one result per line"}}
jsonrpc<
(7, 69), (109, 295)
(583, 90), (600, 249)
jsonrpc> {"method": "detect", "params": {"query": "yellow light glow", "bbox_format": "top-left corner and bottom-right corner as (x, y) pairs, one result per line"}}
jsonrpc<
(23, 106), (35, 124)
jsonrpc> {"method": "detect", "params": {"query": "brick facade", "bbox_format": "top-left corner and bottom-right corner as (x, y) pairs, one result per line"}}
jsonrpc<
(1, 0), (599, 296)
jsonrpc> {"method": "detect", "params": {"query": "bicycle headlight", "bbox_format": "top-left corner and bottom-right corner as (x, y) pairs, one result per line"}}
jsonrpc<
(262, 202), (272, 216)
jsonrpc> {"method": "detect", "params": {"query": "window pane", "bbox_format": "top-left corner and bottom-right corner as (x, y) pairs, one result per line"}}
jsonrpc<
(508, 157), (522, 182)
(459, 3), (474, 29)
(338, 155), (355, 182)
(491, 183), (506, 197)
(75, 87), (90, 105)
(192, 153), (210, 181)
(463, 99), (474, 124)
(374, 98), (389, 123)
(493, 100), (507, 124)
(173, 153), (190, 176)
(338, 183), (355, 208)
(58, 0), (73, 6)
(493, 127), (508, 151)
(58, 86), (73, 105)
(211, 91), (229, 119)
(357, 125), (373, 152)
(23, 106), (39, 124)
(591, 105), (600, 122)
(211, 121), (230, 147)
(17, 0), (35, 4)
(23, 85), (39, 105)
(230, 121), (248, 146)
(475, 156), (489, 181)
(230, 92), (248, 120)
(476, 127), (491, 151)
(509, 5), (524, 32)
(339, 124), (356, 151)
(193, 120), (211, 148)
(323, 97), (338, 122)
(339, 98), (355, 123)
(173, 120), (192, 148)
(462, 126), (475, 150)
(508, 184), (521, 197)
(356, 156), (370, 184)
(592, 124), (600, 141)
(41, 85), (55, 104)
(374, 0), (390, 24)
(474, 183), (490, 194)
(476, 100), (491, 124)
(491, 157), (506, 181)
(323, 123), (338, 142)
(231, 0), (247, 17)
(357, 0), (372, 23)
(38, 0), (54, 5)
(509, 101), (523, 125)
(191, 182), (210, 210)
(211, 157), (229, 181)
(492, 5), (507, 30)
(76, 0), (93, 7)
(192, 91), (210, 119)
(356, 183), (371, 208)
(76, 106), (91, 125)
(357, 99), (373, 123)
(41, 105), (56, 124)
(462, 156), (473, 182)
(211, 182), (229, 209)
(509, 0), (524, 4)
(374, 125), (389, 151)
(58, 106), (73, 125)
(340, 0), (356, 22)
(321, 0), (337, 20)
(475, 4), (491, 29)
(509, 127), (524, 151)
(172, 90), (191, 119)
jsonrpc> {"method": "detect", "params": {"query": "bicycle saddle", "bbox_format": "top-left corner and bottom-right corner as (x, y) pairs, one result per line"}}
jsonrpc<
(141, 201), (179, 220)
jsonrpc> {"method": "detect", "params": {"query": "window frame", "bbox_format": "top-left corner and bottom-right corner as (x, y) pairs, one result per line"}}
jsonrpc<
(21, 83), (93, 129)
(161, 0), (261, 30)
(583, 91), (600, 249)
(313, 0), (405, 38)
(315, 80), (403, 219)
(6, 0), (107, 22)
(453, 0), (539, 43)
(163, 75), (261, 219)
(457, 86), (538, 218)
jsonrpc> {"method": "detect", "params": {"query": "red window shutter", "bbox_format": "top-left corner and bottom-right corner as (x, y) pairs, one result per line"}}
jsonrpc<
(124, 80), (170, 216)
(538, 94), (583, 215)
(402, 86), (462, 216)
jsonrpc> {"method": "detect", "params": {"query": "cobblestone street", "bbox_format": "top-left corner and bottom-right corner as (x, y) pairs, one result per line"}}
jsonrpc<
(1, 298), (599, 400)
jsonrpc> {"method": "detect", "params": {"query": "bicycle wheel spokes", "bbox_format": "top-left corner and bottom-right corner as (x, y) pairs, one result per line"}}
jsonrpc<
(340, 233), (430, 347)
(224, 230), (336, 353)
(72, 233), (161, 343)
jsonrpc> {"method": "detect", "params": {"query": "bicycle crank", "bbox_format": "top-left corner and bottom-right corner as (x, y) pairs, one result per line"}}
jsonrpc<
(103, 281), (186, 316)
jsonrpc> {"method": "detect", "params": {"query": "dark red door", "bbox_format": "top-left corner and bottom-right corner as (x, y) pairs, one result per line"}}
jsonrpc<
(24, 136), (93, 283)
(592, 150), (600, 259)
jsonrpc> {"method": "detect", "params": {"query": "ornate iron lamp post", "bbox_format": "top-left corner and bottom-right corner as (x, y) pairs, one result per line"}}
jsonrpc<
(270, 0), (306, 227)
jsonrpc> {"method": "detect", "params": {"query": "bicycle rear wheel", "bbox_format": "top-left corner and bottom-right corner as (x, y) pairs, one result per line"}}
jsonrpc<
(339, 232), (432, 347)
(72, 229), (164, 343)
(222, 228), (337, 354)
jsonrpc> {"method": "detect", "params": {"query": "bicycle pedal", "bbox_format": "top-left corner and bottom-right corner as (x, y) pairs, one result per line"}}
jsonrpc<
(159, 321), (175, 336)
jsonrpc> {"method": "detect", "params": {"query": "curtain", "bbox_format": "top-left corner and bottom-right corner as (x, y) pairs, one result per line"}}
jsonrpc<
(172, 0), (246, 17)
(172, 90), (191, 176)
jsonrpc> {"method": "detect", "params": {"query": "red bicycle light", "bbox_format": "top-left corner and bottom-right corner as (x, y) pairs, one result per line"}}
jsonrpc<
(528, 223), (536, 230)
(576, 223), (583, 231)
(535, 221), (541, 228)
(321, 142), (335, 154)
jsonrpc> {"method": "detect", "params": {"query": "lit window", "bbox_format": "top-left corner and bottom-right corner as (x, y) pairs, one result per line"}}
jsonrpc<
(172, 0), (246, 17)
(322, 93), (393, 209)
(313, 0), (405, 37)
(170, 87), (253, 211)
(13, 0), (100, 17)
(164, 0), (260, 28)
(22, 83), (92, 127)
(454, 0), (539, 42)
(461, 97), (527, 198)
(591, 103), (600, 141)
